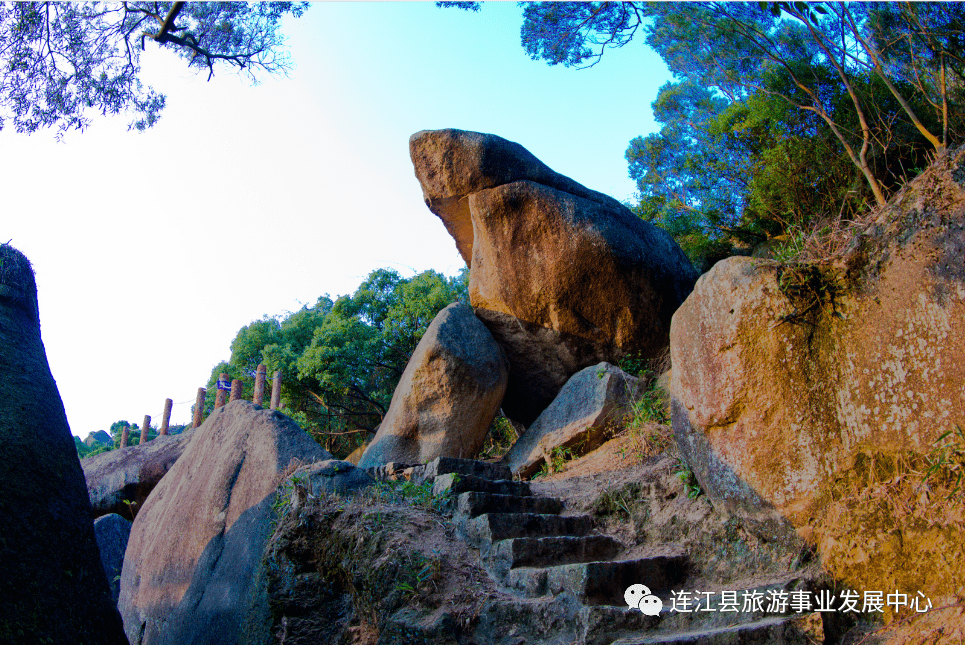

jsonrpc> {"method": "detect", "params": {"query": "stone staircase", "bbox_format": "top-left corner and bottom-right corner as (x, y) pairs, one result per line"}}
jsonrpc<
(379, 457), (824, 645)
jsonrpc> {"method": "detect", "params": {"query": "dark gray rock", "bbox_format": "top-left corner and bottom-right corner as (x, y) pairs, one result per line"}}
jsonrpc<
(85, 429), (112, 447)
(503, 362), (638, 478)
(94, 513), (132, 604)
(0, 244), (127, 644)
(456, 491), (562, 517)
(291, 459), (375, 499)
(83, 428), (196, 519)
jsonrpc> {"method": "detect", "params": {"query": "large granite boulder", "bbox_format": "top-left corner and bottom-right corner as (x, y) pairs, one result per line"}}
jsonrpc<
(671, 147), (965, 604)
(83, 428), (196, 519)
(118, 400), (333, 645)
(358, 302), (508, 469)
(504, 362), (639, 478)
(95, 513), (133, 604)
(0, 244), (127, 644)
(410, 129), (698, 424)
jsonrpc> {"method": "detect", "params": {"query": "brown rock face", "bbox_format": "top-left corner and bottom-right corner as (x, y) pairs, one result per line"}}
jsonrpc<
(503, 362), (638, 478)
(118, 400), (332, 645)
(357, 302), (509, 468)
(0, 244), (127, 644)
(410, 129), (698, 424)
(671, 147), (965, 601)
(83, 428), (195, 519)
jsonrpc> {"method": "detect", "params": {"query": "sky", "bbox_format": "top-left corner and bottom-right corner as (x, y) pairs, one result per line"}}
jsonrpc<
(1, 2), (673, 438)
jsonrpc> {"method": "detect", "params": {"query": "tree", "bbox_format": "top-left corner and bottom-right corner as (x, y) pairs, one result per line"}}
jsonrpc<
(0, 1), (308, 135)
(438, 2), (964, 268)
(206, 267), (468, 456)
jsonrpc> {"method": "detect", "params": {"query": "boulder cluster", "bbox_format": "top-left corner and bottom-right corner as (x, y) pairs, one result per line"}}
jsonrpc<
(360, 129), (697, 470)
(4, 131), (964, 644)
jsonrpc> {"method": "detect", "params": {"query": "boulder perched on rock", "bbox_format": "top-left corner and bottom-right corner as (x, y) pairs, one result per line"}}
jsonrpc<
(410, 129), (698, 424)
(671, 147), (965, 602)
(504, 362), (639, 478)
(0, 244), (127, 644)
(118, 400), (333, 645)
(358, 302), (508, 469)
(95, 513), (132, 604)
(85, 429), (112, 447)
(83, 428), (196, 519)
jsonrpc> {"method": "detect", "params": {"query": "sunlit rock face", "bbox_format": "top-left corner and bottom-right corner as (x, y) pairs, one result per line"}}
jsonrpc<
(671, 147), (965, 601)
(410, 128), (698, 425)
(0, 244), (127, 644)
(358, 302), (508, 469)
(118, 400), (333, 645)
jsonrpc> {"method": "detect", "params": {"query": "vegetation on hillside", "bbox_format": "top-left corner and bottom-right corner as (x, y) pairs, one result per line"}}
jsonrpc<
(446, 1), (965, 270)
(202, 267), (468, 457)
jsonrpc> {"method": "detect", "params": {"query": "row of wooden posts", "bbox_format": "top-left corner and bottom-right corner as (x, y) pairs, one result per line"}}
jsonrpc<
(118, 364), (281, 449)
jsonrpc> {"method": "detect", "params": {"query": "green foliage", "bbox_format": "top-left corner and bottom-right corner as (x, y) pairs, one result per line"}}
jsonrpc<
(922, 425), (965, 500)
(626, 381), (669, 427)
(206, 267), (467, 458)
(0, 2), (308, 136)
(509, 2), (964, 270)
(594, 482), (643, 520)
(394, 551), (440, 597)
(674, 460), (703, 500)
(478, 415), (519, 461)
(367, 479), (450, 514)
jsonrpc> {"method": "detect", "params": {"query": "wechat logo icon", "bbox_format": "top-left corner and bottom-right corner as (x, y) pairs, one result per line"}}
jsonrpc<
(625, 583), (662, 616)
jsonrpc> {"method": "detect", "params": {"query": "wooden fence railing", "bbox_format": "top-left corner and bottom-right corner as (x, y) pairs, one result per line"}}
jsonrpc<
(119, 364), (281, 448)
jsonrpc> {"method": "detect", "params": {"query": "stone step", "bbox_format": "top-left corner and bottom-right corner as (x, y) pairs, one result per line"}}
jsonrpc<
(503, 556), (688, 605)
(578, 577), (813, 645)
(420, 456), (511, 483)
(456, 491), (562, 518)
(611, 614), (821, 645)
(432, 472), (531, 498)
(475, 594), (583, 645)
(654, 578), (814, 634)
(462, 512), (594, 550)
(487, 535), (624, 579)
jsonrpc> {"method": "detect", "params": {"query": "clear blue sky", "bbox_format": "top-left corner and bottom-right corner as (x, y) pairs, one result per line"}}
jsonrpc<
(1, 2), (672, 438)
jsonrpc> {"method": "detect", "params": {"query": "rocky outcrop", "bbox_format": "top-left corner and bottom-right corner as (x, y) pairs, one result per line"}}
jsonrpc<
(83, 428), (196, 519)
(95, 513), (132, 604)
(358, 302), (509, 469)
(671, 147), (965, 602)
(118, 400), (334, 645)
(85, 429), (112, 447)
(410, 129), (698, 424)
(0, 244), (127, 644)
(504, 363), (639, 478)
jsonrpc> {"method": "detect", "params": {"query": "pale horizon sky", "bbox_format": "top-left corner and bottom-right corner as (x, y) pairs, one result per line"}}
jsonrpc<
(2, 2), (673, 438)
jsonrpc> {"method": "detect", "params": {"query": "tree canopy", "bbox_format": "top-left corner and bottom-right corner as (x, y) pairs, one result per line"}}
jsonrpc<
(0, 1), (308, 135)
(446, 1), (965, 269)
(204, 267), (468, 457)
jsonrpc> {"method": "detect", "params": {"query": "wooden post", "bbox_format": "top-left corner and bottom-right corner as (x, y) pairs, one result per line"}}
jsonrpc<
(193, 388), (206, 427)
(215, 373), (229, 408)
(270, 370), (281, 410)
(120, 424), (130, 449)
(230, 379), (243, 402)
(140, 414), (152, 445)
(159, 398), (173, 436)
(253, 364), (267, 406)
